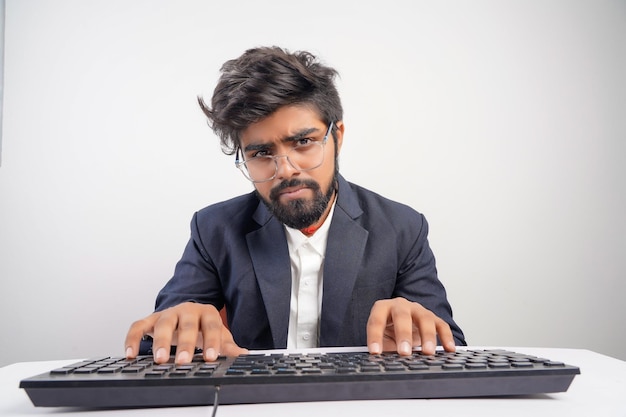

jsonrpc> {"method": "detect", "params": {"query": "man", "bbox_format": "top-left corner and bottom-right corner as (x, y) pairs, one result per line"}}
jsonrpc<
(125, 46), (465, 365)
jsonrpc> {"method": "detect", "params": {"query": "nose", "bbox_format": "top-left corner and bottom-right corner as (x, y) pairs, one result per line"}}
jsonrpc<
(275, 155), (299, 179)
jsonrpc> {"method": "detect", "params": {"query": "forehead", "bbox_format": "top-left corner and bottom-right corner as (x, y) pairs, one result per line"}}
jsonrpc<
(239, 105), (324, 147)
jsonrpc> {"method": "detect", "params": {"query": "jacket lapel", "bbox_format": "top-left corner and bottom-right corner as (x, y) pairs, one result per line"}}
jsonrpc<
(246, 203), (292, 348)
(320, 176), (369, 346)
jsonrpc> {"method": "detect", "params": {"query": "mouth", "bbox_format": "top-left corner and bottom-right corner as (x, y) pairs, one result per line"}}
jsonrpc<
(269, 179), (321, 204)
(278, 185), (310, 201)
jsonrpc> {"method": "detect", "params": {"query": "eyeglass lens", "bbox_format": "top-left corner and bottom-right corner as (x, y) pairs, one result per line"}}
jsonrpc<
(242, 142), (324, 182)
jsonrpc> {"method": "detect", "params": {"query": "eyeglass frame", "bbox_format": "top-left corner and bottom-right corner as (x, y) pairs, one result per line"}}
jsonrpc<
(234, 121), (335, 183)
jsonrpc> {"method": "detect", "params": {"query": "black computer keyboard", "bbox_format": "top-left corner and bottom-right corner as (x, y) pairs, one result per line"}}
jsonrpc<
(20, 348), (580, 409)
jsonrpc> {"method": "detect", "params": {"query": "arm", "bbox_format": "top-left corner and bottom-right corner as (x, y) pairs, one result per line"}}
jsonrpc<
(366, 212), (465, 355)
(125, 212), (247, 364)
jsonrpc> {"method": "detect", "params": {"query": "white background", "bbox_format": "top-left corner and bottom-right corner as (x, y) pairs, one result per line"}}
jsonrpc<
(1, 0), (624, 367)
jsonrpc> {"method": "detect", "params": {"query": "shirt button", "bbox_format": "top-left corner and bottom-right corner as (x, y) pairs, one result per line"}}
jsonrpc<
(302, 333), (310, 341)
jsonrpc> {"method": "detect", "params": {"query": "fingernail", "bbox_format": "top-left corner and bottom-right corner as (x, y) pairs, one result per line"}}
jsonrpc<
(399, 341), (412, 355)
(423, 340), (435, 353)
(204, 348), (217, 361)
(369, 343), (381, 354)
(176, 351), (190, 364)
(125, 347), (133, 358)
(155, 347), (168, 362)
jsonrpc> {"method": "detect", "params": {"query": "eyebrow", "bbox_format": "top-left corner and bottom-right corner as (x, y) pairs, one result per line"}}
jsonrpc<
(243, 127), (321, 153)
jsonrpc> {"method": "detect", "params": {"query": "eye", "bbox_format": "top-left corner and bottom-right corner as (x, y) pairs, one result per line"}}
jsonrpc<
(294, 137), (313, 147)
(247, 145), (274, 158)
(251, 149), (271, 158)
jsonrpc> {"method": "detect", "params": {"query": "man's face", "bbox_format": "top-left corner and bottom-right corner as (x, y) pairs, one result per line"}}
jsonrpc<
(239, 105), (344, 229)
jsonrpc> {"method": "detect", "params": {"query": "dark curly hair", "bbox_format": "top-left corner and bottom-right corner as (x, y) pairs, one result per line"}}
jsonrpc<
(198, 46), (343, 155)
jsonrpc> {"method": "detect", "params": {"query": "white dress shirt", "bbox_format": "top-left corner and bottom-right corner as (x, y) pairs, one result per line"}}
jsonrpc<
(284, 201), (336, 348)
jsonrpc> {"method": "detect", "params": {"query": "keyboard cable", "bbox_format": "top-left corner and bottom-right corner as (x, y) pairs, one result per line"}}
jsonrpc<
(210, 385), (220, 417)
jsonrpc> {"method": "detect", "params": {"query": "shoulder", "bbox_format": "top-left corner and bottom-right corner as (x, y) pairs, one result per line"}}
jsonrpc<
(193, 192), (261, 232)
(340, 179), (427, 231)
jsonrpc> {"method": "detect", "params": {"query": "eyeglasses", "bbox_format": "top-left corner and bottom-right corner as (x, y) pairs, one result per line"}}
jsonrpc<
(235, 122), (334, 183)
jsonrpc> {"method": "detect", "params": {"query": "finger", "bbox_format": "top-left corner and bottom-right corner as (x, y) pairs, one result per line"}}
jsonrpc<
(151, 310), (179, 364)
(220, 342), (249, 357)
(218, 328), (249, 358)
(366, 300), (391, 354)
(411, 306), (438, 355)
(409, 323), (423, 348)
(199, 307), (226, 361)
(382, 330), (400, 353)
(173, 310), (202, 365)
(390, 302), (415, 356)
(200, 308), (248, 361)
(124, 316), (157, 359)
(435, 317), (456, 352)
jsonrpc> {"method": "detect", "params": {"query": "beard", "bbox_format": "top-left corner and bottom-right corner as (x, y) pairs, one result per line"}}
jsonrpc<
(258, 174), (337, 230)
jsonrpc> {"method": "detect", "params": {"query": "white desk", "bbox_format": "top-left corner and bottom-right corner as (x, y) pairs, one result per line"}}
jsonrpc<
(2, 347), (624, 417)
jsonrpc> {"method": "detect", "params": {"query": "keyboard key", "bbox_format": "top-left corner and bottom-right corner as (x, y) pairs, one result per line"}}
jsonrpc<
(275, 369), (298, 375)
(465, 363), (488, 369)
(408, 364), (429, 371)
(74, 367), (99, 374)
(511, 362), (534, 368)
(121, 367), (143, 373)
(50, 368), (74, 375)
(144, 371), (165, 378)
(97, 367), (123, 374)
(544, 361), (565, 367)
(251, 369), (272, 375)
(384, 364), (406, 371)
(488, 362), (510, 369)
(226, 369), (246, 376)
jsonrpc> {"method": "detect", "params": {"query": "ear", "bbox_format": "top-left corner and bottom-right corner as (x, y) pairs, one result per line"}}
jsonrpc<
(334, 120), (345, 155)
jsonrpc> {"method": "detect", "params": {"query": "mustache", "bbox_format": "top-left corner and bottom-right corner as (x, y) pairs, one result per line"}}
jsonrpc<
(269, 178), (321, 201)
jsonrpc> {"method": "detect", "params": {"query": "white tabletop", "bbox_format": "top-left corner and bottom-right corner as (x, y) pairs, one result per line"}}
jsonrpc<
(2, 347), (625, 417)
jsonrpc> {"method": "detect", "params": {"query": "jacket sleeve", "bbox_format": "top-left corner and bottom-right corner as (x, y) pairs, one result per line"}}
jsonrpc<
(154, 212), (225, 312)
(393, 212), (467, 346)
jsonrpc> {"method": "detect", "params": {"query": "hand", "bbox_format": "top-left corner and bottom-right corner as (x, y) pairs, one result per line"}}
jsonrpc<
(366, 297), (456, 356)
(124, 302), (248, 364)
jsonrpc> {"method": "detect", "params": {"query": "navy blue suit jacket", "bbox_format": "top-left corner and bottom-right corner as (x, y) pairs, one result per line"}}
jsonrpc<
(154, 175), (466, 349)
